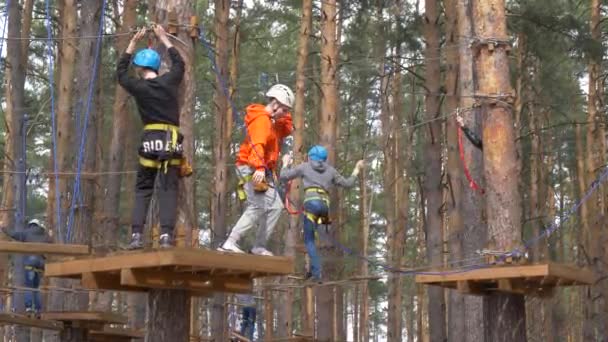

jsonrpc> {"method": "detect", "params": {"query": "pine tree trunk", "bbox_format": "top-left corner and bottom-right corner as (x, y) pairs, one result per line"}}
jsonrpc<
(3, 1), (28, 341)
(317, 0), (339, 340)
(147, 289), (191, 342)
(422, 0), (446, 340)
(279, 0), (312, 338)
(444, 0), (467, 339)
(584, 0), (607, 338)
(457, 0), (486, 339)
(210, 0), (230, 340)
(47, 0), (77, 241)
(72, 0), (104, 311)
(473, 0), (526, 340)
(102, 0), (137, 249)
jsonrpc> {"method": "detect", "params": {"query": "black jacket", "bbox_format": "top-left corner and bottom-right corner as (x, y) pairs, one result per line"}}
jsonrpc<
(117, 47), (185, 126)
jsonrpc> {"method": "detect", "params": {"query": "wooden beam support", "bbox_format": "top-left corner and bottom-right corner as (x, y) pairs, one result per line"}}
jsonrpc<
(0, 241), (89, 256)
(40, 311), (127, 326)
(0, 313), (63, 330)
(120, 269), (252, 293)
(456, 280), (485, 296)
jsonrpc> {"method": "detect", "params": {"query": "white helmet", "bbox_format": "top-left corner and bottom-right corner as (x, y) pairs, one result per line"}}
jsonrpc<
(28, 219), (45, 230)
(265, 84), (294, 109)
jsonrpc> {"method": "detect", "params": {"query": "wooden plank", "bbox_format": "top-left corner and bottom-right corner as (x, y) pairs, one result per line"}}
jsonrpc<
(0, 313), (63, 330)
(82, 272), (141, 292)
(120, 269), (252, 294)
(46, 249), (294, 278)
(415, 263), (593, 285)
(40, 311), (127, 325)
(547, 263), (595, 285)
(456, 280), (485, 295)
(0, 241), (89, 256)
(230, 331), (252, 342)
(89, 327), (144, 339)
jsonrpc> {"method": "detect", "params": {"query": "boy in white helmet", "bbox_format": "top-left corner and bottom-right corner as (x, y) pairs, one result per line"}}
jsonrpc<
(219, 84), (294, 256)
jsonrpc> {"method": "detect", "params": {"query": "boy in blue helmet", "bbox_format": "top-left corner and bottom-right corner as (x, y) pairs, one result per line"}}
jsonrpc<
(117, 25), (185, 249)
(279, 146), (364, 281)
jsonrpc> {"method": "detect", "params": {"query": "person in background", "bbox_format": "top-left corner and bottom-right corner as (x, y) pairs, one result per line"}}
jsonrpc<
(3, 219), (52, 315)
(237, 294), (256, 341)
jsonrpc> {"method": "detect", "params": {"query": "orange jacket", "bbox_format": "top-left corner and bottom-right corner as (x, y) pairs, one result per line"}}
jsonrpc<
(236, 104), (293, 171)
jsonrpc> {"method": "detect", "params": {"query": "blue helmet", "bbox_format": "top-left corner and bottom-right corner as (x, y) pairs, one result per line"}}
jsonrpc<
(308, 145), (328, 162)
(133, 48), (161, 71)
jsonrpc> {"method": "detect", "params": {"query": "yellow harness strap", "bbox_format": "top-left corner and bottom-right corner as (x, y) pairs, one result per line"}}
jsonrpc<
(139, 157), (181, 169)
(25, 265), (44, 273)
(142, 123), (180, 172)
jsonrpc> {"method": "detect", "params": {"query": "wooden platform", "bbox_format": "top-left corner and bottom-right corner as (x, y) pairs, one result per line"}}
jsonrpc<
(0, 313), (63, 330)
(415, 263), (595, 296)
(0, 241), (89, 256)
(45, 248), (294, 295)
(40, 311), (127, 329)
(89, 327), (144, 341)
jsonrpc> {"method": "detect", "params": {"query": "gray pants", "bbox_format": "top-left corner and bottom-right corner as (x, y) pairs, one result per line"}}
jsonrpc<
(227, 165), (283, 248)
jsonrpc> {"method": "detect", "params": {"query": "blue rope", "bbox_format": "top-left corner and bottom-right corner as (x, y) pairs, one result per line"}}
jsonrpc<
(44, 0), (62, 242)
(66, 0), (107, 242)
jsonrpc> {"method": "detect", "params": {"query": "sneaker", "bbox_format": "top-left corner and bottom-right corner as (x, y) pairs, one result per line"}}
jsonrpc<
(251, 247), (274, 256)
(218, 239), (245, 254)
(127, 233), (144, 250)
(159, 234), (173, 248)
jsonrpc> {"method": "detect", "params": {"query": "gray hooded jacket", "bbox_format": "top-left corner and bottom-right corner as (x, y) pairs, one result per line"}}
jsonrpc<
(280, 160), (357, 201)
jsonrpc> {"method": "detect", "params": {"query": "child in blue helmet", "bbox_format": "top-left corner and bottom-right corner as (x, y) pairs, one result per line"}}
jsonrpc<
(117, 25), (185, 249)
(279, 146), (364, 282)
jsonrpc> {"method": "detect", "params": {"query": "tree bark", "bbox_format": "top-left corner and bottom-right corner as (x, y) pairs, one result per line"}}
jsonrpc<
(71, 0), (104, 311)
(423, 0), (446, 341)
(455, 1), (488, 340)
(47, 0), (78, 241)
(473, 0), (526, 340)
(210, 0), (230, 340)
(317, 0), (339, 340)
(147, 289), (191, 342)
(101, 0), (137, 250)
(278, 0), (312, 338)
(444, 0), (467, 339)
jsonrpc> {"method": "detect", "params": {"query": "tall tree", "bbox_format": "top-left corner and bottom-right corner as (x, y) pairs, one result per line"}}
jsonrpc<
(457, 0), (486, 339)
(317, 0), (339, 340)
(101, 0), (137, 249)
(444, 0), (466, 339)
(473, 0), (526, 340)
(210, 0), (230, 340)
(422, 0), (446, 340)
(46, 0), (78, 240)
(583, 0), (606, 338)
(278, 0), (312, 337)
(146, 1), (197, 340)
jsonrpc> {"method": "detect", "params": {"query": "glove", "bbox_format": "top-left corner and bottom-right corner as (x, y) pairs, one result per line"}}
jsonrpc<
(352, 160), (365, 177)
(252, 169), (266, 184)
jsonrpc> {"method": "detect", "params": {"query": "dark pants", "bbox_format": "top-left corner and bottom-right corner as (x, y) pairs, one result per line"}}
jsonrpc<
(303, 199), (329, 280)
(131, 165), (179, 236)
(240, 306), (256, 340)
(24, 269), (41, 311)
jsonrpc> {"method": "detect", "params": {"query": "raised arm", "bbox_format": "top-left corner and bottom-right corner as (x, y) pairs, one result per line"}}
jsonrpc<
(332, 160), (364, 188)
(279, 154), (304, 182)
(117, 27), (147, 94)
(154, 25), (185, 86)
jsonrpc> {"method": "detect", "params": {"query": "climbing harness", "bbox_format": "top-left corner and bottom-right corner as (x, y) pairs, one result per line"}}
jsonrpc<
(24, 266), (44, 274)
(139, 123), (191, 177)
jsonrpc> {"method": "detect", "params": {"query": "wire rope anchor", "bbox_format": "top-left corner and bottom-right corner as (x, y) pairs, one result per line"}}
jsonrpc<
(476, 248), (528, 265)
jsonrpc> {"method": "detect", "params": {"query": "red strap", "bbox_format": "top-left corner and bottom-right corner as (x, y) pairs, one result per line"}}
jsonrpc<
(284, 180), (303, 215)
(458, 127), (484, 194)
